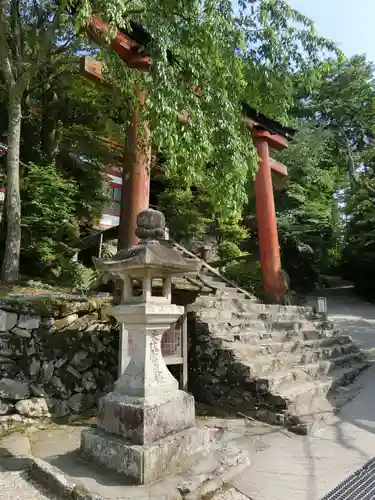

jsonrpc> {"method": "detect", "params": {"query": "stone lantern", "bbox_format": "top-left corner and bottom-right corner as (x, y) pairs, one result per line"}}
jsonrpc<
(80, 209), (213, 484)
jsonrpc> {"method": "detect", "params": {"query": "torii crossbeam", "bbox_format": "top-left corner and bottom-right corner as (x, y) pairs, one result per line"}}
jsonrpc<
(80, 18), (294, 299)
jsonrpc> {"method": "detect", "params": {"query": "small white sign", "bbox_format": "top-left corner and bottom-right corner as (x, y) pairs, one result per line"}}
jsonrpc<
(317, 297), (328, 315)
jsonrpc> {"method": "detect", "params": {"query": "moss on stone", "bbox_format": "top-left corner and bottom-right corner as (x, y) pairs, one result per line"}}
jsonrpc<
(0, 294), (113, 318)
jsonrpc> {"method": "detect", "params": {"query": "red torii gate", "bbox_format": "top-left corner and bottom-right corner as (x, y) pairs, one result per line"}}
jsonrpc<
(81, 16), (293, 298)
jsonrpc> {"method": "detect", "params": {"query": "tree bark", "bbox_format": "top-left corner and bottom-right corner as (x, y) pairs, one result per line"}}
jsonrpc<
(41, 89), (61, 163)
(2, 88), (22, 282)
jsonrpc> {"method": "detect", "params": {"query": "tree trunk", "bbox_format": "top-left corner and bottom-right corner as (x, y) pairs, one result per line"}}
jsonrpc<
(2, 89), (22, 282)
(41, 91), (60, 163)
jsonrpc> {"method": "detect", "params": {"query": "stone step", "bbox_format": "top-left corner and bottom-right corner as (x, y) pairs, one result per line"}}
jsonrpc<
(195, 304), (317, 320)
(231, 341), (358, 372)
(263, 320), (322, 332)
(197, 309), (323, 327)
(244, 345), (360, 377)
(217, 328), (340, 345)
(236, 310), (315, 322)
(192, 298), (314, 316)
(255, 353), (365, 392)
(209, 320), (268, 334)
(222, 335), (354, 356)
(189, 292), (368, 435)
(241, 303), (314, 315)
(274, 361), (370, 418)
(205, 316), (330, 333)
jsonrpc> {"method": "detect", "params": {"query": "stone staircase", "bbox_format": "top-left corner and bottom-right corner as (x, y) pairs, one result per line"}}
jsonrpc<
(168, 242), (370, 434)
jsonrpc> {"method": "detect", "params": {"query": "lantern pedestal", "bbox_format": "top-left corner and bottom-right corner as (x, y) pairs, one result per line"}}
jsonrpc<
(81, 419), (214, 485)
(80, 302), (213, 484)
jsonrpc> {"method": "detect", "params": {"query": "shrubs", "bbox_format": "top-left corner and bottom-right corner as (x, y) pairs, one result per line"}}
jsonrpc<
(341, 196), (375, 299)
(217, 241), (243, 260)
(224, 260), (261, 295)
(56, 258), (99, 292)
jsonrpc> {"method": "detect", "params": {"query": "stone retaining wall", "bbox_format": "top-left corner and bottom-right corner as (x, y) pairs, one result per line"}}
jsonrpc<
(0, 296), (119, 431)
(188, 318), (254, 412)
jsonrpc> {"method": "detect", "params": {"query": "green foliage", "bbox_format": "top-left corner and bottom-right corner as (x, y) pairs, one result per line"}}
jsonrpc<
(158, 187), (212, 242)
(158, 183), (249, 250)
(341, 193), (375, 298)
(100, 242), (117, 260)
(0, 0), (118, 281)
(56, 258), (99, 291)
(299, 55), (375, 194)
(210, 215), (249, 246)
(238, 0), (339, 120)
(304, 56), (375, 296)
(273, 124), (342, 290)
(21, 163), (79, 264)
(324, 246), (342, 275)
(19, 162), (102, 290)
(224, 260), (262, 295)
(217, 241), (243, 261)
(266, 54), (375, 294)
(70, 0), (337, 218)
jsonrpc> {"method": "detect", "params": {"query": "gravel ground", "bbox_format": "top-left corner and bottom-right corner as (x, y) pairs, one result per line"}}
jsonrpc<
(0, 467), (56, 500)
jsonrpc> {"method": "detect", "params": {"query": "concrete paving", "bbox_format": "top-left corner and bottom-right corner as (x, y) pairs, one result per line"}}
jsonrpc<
(25, 419), (255, 500)
(328, 294), (375, 355)
(233, 365), (375, 500)
(231, 293), (375, 500)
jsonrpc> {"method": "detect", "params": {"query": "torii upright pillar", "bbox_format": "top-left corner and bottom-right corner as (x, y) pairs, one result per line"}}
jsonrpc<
(118, 88), (151, 250)
(80, 56), (150, 250)
(85, 16), (151, 250)
(252, 128), (288, 298)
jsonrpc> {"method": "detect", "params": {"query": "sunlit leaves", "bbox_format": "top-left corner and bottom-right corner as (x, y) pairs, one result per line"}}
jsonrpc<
(21, 163), (80, 262)
(237, 0), (339, 121)
(71, 0), (337, 217)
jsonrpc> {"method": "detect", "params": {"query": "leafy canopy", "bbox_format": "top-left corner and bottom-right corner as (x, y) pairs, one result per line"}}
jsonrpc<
(68, 0), (337, 217)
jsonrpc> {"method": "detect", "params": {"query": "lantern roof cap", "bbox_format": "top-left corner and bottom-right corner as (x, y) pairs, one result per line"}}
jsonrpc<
(93, 209), (202, 277)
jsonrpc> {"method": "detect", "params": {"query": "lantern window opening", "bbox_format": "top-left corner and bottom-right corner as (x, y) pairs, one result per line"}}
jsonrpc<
(151, 277), (164, 297)
(131, 278), (143, 297)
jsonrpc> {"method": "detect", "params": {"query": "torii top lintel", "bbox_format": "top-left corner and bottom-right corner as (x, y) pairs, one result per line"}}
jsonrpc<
(84, 14), (297, 159)
(87, 15), (151, 71)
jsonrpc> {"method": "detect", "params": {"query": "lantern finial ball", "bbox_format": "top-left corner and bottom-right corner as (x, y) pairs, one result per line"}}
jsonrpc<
(135, 209), (165, 242)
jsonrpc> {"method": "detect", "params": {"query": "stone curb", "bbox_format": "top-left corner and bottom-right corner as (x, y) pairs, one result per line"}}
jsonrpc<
(26, 448), (250, 500)
(28, 457), (102, 500)
(28, 454), (184, 500)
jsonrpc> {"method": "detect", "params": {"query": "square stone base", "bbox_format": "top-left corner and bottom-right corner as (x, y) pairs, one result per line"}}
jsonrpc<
(80, 425), (215, 485)
(98, 390), (195, 445)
